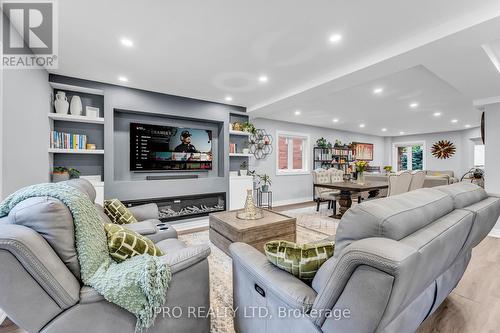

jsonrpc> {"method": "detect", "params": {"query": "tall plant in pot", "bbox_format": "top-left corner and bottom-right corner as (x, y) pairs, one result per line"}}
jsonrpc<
(259, 174), (272, 192)
(240, 161), (248, 176)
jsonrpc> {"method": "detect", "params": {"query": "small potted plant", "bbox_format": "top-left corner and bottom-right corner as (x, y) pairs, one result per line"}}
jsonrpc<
(68, 168), (80, 179)
(240, 161), (248, 176)
(242, 122), (257, 135)
(383, 165), (393, 174)
(259, 174), (272, 192)
(52, 167), (70, 182)
(316, 137), (328, 148)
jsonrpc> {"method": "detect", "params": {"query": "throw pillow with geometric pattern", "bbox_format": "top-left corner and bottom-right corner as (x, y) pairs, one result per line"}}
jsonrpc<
(265, 240), (334, 283)
(103, 199), (138, 225)
(104, 223), (164, 262)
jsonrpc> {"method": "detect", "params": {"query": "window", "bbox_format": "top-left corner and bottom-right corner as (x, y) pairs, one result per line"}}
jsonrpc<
(276, 131), (309, 175)
(474, 144), (485, 168)
(392, 141), (426, 172)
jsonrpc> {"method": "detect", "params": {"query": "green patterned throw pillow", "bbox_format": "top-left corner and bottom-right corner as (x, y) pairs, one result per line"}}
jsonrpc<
(103, 199), (138, 225)
(265, 240), (334, 283)
(104, 223), (164, 262)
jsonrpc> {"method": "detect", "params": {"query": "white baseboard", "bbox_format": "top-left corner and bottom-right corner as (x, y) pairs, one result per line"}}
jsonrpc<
(488, 228), (500, 238)
(273, 197), (312, 207)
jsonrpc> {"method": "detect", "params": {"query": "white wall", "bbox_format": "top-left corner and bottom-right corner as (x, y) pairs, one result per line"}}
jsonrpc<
(387, 128), (480, 178)
(249, 117), (387, 205)
(2, 68), (51, 196)
(484, 105), (500, 233)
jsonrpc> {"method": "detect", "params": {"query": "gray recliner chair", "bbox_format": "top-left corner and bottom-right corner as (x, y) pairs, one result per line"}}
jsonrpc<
(0, 179), (211, 333)
(230, 182), (500, 333)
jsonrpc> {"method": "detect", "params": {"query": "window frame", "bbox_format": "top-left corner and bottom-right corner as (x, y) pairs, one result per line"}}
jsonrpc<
(275, 130), (310, 176)
(391, 140), (427, 172)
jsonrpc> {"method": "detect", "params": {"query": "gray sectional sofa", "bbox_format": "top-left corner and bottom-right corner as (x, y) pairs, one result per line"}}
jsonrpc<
(0, 179), (211, 333)
(230, 182), (500, 333)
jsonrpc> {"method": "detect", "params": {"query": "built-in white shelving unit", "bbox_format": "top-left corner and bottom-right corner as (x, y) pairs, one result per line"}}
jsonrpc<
(48, 113), (104, 124)
(48, 148), (104, 154)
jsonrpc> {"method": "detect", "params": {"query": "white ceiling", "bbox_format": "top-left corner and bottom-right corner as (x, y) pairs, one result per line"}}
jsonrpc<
(50, 0), (500, 136)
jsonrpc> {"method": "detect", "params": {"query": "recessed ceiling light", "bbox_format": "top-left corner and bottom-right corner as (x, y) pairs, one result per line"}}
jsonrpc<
(400, 131), (405, 135)
(120, 38), (134, 47)
(225, 96), (233, 102)
(465, 124), (471, 128)
(373, 87), (383, 94)
(332, 118), (339, 123)
(433, 112), (442, 117)
(258, 75), (268, 83)
(118, 76), (128, 82)
(409, 103), (419, 109)
(381, 128), (387, 132)
(359, 124), (365, 128)
(451, 119), (458, 123)
(329, 34), (343, 43)
(294, 110), (301, 116)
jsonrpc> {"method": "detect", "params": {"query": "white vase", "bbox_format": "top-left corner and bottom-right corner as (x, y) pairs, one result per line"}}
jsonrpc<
(54, 91), (69, 114)
(70, 95), (83, 116)
(240, 169), (248, 176)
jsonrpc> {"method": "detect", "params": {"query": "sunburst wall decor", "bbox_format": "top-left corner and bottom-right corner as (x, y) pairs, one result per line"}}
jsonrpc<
(431, 140), (456, 159)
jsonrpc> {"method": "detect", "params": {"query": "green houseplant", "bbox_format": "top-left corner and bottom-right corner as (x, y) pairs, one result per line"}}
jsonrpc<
(52, 167), (70, 182)
(68, 168), (81, 179)
(259, 174), (272, 192)
(242, 122), (257, 135)
(240, 161), (248, 176)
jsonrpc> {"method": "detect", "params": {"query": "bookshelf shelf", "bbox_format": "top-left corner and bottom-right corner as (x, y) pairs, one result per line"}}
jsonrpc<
(48, 148), (104, 154)
(48, 113), (104, 124)
(229, 130), (251, 136)
(49, 82), (104, 96)
(229, 153), (252, 157)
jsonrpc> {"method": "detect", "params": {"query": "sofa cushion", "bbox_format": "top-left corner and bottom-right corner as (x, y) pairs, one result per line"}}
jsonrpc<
(65, 178), (96, 203)
(104, 223), (164, 262)
(264, 240), (334, 283)
(103, 199), (138, 225)
(6, 196), (81, 279)
(334, 188), (454, 258)
(434, 182), (488, 209)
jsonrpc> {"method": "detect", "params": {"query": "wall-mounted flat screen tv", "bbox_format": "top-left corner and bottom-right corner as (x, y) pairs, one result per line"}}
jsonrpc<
(130, 123), (213, 171)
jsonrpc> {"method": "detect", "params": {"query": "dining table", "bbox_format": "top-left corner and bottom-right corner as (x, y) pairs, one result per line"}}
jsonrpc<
(313, 180), (389, 219)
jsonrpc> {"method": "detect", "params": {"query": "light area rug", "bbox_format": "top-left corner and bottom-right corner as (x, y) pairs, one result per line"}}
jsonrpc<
(179, 205), (337, 333)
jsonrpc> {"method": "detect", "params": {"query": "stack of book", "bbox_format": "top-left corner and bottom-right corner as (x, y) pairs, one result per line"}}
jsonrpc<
(229, 143), (237, 154)
(50, 131), (88, 149)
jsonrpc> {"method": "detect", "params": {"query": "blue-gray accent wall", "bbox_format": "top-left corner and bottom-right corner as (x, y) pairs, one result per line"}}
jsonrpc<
(49, 74), (245, 201)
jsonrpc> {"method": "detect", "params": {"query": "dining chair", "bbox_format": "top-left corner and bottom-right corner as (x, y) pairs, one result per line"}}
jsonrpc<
(388, 171), (412, 196)
(312, 169), (338, 211)
(327, 168), (344, 214)
(409, 170), (426, 191)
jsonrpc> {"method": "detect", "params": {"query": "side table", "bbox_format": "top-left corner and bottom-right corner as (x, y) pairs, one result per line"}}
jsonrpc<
(257, 189), (273, 209)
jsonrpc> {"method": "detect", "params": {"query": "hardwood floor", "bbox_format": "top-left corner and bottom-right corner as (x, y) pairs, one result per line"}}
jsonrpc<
(2, 235), (500, 333)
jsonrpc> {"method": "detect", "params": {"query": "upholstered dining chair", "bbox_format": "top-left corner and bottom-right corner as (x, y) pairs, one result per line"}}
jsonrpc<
(312, 169), (338, 211)
(388, 171), (412, 196)
(409, 170), (426, 191)
(327, 168), (344, 214)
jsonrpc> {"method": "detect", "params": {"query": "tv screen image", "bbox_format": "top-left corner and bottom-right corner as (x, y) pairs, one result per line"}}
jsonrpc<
(130, 123), (213, 171)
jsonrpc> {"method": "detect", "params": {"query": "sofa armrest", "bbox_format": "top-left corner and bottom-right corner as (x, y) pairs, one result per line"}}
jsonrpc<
(122, 220), (157, 235)
(229, 242), (317, 311)
(160, 244), (211, 274)
(311, 237), (417, 326)
(128, 203), (159, 221)
(0, 224), (80, 309)
(488, 192), (500, 198)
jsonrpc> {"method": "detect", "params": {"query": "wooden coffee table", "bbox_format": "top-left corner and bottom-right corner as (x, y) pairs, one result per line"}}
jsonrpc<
(209, 209), (296, 256)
